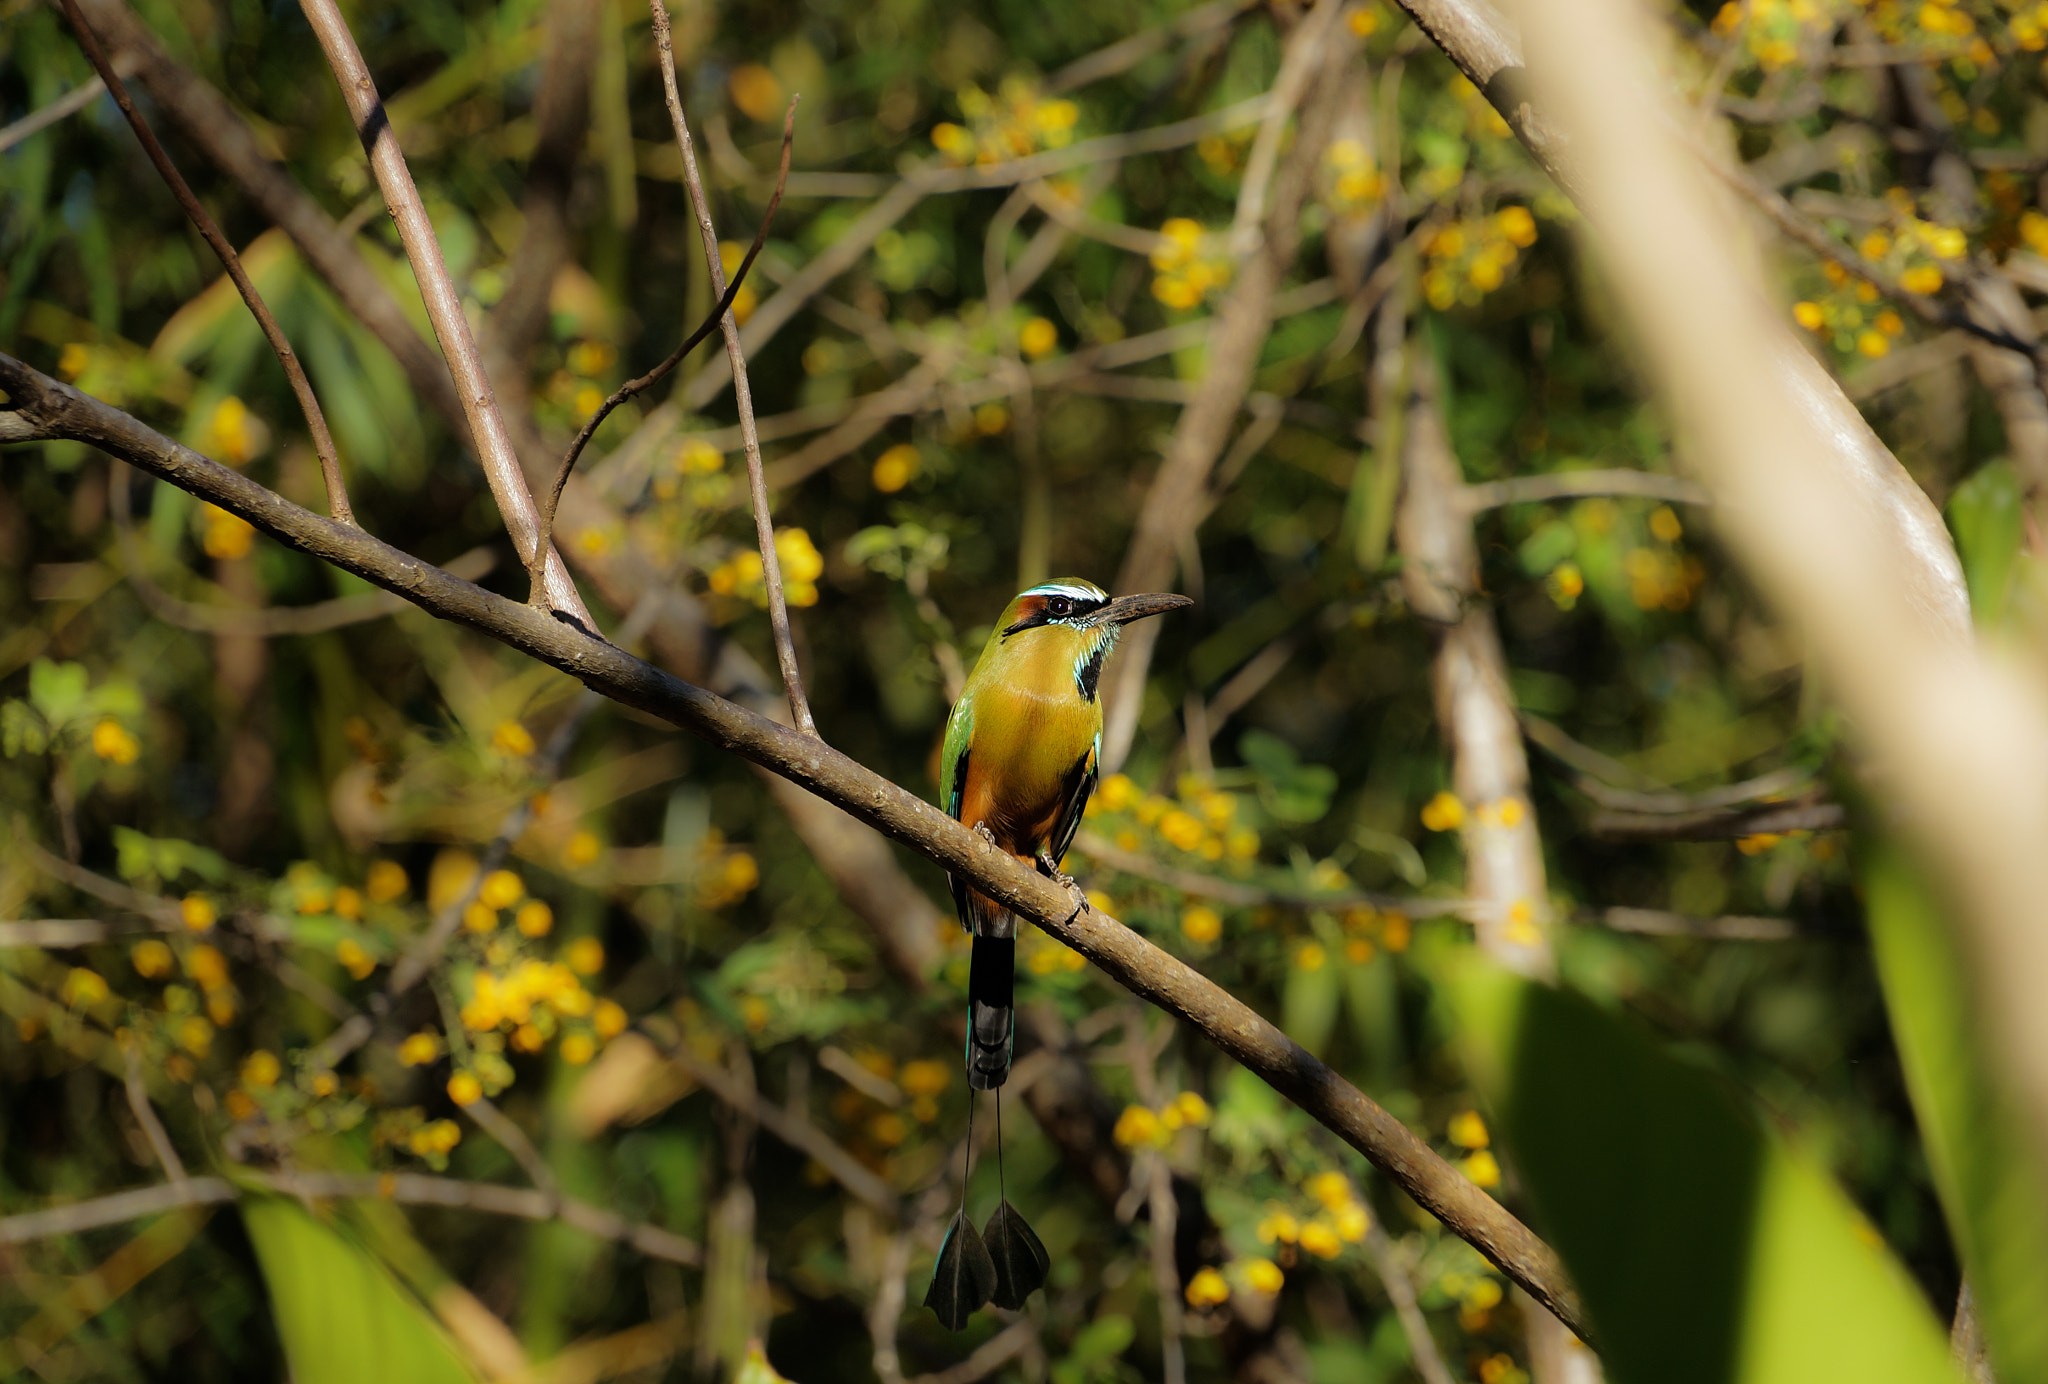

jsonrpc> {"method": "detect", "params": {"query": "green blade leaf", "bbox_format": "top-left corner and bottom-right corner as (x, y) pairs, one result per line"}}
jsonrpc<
(1449, 960), (1956, 1384)
(241, 1198), (478, 1384)
(1863, 838), (2048, 1384)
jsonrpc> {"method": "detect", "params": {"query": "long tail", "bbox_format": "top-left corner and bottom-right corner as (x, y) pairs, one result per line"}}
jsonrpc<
(965, 912), (1016, 1090)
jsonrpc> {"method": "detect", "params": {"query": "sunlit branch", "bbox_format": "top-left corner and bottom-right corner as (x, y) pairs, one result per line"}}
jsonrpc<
(294, 0), (591, 626)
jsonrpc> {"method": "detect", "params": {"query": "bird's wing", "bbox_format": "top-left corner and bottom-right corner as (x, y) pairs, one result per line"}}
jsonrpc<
(942, 701), (975, 930)
(1044, 739), (1097, 872)
(940, 698), (974, 823)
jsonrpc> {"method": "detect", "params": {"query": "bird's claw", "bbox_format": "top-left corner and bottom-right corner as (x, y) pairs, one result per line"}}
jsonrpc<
(1037, 854), (1091, 925)
(973, 823), (999, 853)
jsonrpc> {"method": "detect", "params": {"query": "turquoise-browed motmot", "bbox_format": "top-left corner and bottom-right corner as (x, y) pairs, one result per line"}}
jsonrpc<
(924, 578), (1192, 1329)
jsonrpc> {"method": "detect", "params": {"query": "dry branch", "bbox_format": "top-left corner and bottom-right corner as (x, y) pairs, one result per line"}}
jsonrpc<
(0, 351), (1586, 1338)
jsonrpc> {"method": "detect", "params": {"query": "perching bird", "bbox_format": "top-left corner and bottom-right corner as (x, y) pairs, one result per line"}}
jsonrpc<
(924, 578), (1193, 1330)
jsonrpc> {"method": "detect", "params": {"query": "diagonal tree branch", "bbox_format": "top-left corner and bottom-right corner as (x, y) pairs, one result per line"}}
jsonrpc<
(0, 349), (1585, 1339)
(294, 0), (592, 627)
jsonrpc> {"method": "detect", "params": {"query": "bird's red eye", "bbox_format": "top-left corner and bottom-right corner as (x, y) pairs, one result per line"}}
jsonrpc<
(1047, 597), (1071, 616)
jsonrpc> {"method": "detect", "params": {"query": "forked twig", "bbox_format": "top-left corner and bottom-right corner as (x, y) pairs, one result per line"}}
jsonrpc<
(58, 0), (354, 525)
(535, 103), (797, 577)
(295, 0), (594, 627)
(647, 0), (817, 737)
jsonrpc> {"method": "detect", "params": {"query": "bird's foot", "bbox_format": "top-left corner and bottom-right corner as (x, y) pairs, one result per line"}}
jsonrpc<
(973, 823), (999, 853)
(1037, 853), (1091, 925)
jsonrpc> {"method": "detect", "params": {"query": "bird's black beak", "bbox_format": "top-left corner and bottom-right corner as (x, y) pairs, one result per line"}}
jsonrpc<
(1096, 592), (1194, 626)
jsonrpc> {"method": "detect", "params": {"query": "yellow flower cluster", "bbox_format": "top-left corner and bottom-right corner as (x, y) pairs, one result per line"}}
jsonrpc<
(132, 938), (174, 979)
(1546, 561), (1586, 610)
(1422, 207), (1538, 311)
(186, 942), (236, 1026)
(930, 78), (1080, 167)
(1149, 218), (1232, 310)
(698, 835), (761, 910)
(92, 717), (140, 764)
(411, 1118), (461, 1158)
(62, 967), (110, 1008)
(707, 528), (826, 609)
(1112, 1091), (1212, 1148)
(1854, 0), (1995, 64)
(1255, 1172), (1373, 1261)
(241, 1049), (281, 1091)
(1323, 139), (1386, 215)
(181, 893), (217, 931)
(2016, 1), (2048, 49)
(200, 396), (267, 467)
(367, 860), (408, 902)
(1796, 215), (1966, 356)
(717, 243), (759, 326)
(1421, 790), (1464, 832)
(1339, 903), (1408, 959)
(1087, 773), (1259, 864)
(872, 443), (920, 494)
(1625, 545), (1706, 611)
(1184, 1266), (1231, 1308)
(1450, 1110), (1504, 1188)
(653, 437), (728, 503)
(200, 504), (256, 561)
(461, 956), (597, 1035)
(1196, 127), (1253, 175)
(1023, 918), (1091, 975)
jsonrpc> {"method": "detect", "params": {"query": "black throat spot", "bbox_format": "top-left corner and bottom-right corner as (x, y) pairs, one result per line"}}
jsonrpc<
(1075, 644), (1107, 703)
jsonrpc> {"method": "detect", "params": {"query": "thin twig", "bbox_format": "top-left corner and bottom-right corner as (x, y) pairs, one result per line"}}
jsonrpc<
(1587, 799), (1845, 841)
(1597, 908), (1803, 941)
(0, 920), (118, 947)
(1072, 830), (1475, 918)
(57, 0), (354, 525)
(648, 0), (816, 739)
(904, 1319), (1037, 1384)
(111, 459), (497, 633)
(460, 1095), (559, 1199)
(1702, 145), (2040, 364)
(1365, 1225), (1458, 1384)
(536, 103), (799, 592)
(662, 1037), (899, 1217)
(1461, 470), (1711, 511)
(0, 1174), (702, 1264)
(294, 0), (592, 625)
(0, 58), (130, 155)
(122, 1044), (186, 1182)
(1230, 0), (1346, 255)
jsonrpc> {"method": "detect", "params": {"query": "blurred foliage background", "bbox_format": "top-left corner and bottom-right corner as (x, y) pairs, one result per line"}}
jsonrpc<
(2, 0), (2044, 1377)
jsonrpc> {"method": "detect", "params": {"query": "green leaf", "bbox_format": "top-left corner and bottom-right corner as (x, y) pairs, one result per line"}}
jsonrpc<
(1240, 729), (1337, 824)
(1947, 460), (2023, 627)
(27, 658), (89, 726)
(241, 1198), (478, 1384)
(1449, 960), (1955, 1384)
(1282, 947), (1342, 1057)
(1, 700), (48, 757)
(1862, 839), (2048, 1384)
(111, 827), (229, 887)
